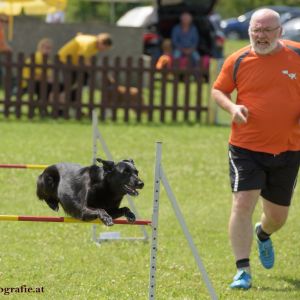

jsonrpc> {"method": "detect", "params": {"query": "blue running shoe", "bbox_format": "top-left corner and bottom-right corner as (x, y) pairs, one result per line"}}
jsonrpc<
(255, 222), (274, 269)
(230, 270), (252, 289)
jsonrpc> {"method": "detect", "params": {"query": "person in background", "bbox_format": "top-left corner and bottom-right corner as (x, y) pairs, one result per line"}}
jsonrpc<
(211, 8), (300, 290)
(58, 32), (113, 101)
(156, 39), (173, 70)
(0, 14), (11, 87)
(22, 38), (55, 100)
(171, 11), (201, 67)
(0, 14), (11, 53)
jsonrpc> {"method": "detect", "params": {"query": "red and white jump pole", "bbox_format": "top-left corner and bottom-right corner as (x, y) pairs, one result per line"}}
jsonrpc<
(0, 164), (48, 170)
(0, 215), (151, 226)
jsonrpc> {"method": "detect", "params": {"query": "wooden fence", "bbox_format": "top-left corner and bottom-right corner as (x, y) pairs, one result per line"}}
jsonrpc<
(0, 53), (210, 123)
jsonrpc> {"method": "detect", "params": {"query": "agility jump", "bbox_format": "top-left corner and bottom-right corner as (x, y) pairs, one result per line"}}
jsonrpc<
(0, 142), (218, 300)
(0, 215), (151, 226)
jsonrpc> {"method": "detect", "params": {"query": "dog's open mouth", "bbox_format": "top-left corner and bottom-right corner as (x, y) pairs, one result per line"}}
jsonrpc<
(124, 185), (139, 196)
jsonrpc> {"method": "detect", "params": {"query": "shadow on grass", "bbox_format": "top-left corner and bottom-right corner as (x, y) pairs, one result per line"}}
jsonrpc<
(251, 276), (300, 292)
(275, 276), (300, 290)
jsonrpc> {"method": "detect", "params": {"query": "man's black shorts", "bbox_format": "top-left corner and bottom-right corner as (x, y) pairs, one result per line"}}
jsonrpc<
(228, 144), (300, 206)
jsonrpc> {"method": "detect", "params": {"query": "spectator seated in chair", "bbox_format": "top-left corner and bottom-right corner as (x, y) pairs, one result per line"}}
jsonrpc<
(171, 11), (201, 68)
(157, 35), (210, 82)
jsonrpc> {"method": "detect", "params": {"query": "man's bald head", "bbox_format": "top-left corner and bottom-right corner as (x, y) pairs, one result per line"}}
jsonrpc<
(250, 8), (281, 28)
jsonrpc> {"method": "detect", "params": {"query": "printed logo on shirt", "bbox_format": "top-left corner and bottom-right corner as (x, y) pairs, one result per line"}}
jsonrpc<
(282, 70), (297, 80)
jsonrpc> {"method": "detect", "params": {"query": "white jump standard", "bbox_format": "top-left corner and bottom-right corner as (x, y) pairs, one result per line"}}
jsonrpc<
(148, 142), (218, 300)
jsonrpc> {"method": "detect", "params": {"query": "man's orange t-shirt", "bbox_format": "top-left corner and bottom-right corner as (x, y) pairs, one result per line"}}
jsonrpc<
(213, 40), (300, 154)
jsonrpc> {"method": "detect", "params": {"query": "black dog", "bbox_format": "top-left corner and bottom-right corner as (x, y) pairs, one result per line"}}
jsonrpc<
(36, 158), (144, 226)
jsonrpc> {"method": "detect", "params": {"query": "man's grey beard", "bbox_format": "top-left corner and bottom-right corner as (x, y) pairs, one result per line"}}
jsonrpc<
(249, 35), (278, 55)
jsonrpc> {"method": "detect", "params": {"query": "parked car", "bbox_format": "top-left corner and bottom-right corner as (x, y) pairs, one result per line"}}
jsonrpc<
(280, 10), (300, 25)
(282, 17), (300, 42)
(221, 6), (300, 39)
(116, 6), (157, 28)
(116, 6), (160, 59)
(116, 0), (225, 60)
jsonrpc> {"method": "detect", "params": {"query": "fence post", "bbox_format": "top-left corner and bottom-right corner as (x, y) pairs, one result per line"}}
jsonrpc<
(100, 56), (109, 121)
(15, 53), (25, 118)
(124, 56), (133, 123)
(51, 55), (62, 119)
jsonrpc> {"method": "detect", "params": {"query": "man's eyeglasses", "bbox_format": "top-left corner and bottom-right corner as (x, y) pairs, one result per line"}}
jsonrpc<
(250, 26), (281, 34)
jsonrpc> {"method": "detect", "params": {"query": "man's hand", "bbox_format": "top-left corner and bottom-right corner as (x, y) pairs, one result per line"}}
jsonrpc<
(211, 89), (248, 124)
(230, 105), (249, 124)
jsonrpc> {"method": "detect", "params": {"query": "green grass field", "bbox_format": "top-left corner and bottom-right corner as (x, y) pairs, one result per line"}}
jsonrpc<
(0, 119), (300, 300)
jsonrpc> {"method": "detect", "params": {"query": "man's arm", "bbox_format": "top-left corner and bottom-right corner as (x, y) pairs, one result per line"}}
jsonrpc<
(211, 88), (248, 124)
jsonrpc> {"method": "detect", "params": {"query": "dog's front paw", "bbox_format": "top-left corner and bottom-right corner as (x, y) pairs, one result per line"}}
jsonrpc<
(125, 211), (136, 223)
(100, 214), (114, 227)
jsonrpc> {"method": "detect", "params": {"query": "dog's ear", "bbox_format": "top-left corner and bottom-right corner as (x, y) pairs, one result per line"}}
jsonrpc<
(96, 158), (115, 171)
(124, 159), (135, 165)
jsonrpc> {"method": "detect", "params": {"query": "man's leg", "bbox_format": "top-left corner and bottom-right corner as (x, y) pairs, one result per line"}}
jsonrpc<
(229, 190), (261, 262)
(260, 199), (289, 234)
(254, 199), (289, 269)
(229, 189), (260, 289)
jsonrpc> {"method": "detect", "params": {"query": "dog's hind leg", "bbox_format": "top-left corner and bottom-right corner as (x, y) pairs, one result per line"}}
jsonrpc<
(107, 207), (136, 223)
(81, 207), (114, 226)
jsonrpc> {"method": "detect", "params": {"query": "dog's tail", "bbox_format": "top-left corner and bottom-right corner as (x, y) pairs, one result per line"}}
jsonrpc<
(36, 165), (60, 211)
